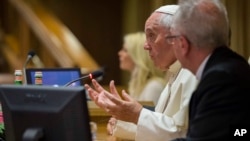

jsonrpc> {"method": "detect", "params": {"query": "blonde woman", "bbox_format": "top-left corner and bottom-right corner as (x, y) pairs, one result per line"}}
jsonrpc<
(118, 32), (166, 104)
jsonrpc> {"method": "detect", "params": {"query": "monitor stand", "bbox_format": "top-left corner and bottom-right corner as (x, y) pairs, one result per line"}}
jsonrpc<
(22, 128), (44, 141)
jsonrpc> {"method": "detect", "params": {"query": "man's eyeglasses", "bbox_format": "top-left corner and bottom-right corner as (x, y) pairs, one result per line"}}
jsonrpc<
(165, 35), (181, 44)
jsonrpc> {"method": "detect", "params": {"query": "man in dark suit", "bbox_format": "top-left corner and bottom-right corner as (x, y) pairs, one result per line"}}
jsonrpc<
(170, 0), (250, 140)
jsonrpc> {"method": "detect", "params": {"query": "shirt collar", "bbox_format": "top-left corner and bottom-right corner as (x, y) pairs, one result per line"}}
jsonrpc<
(164, 61), (182, 83)
(196, 54), (211, 80)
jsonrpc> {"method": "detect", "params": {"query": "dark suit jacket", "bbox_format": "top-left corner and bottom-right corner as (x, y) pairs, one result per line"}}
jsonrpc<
(173, 46), (250, 141)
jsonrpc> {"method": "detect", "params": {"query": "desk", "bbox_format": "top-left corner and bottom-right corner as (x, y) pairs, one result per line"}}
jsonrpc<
(88, 101), (114, 141)
(87, 101), (154, 141)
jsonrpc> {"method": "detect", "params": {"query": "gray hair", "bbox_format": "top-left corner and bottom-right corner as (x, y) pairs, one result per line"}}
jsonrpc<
(159, 14), (175, 30)
(172, 0), (229, 49)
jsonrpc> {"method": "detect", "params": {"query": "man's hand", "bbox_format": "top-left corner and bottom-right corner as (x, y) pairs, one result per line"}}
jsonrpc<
(107, 117), (116, 135)
(85, 79), (143, 124)
(85, 79), (116, 109)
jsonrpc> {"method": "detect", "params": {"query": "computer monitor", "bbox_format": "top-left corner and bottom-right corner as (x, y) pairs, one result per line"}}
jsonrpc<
(26, 68), (82, 87)
(0, 85), (92, 141)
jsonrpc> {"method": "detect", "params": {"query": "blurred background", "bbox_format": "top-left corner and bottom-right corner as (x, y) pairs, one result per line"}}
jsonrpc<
(0, 0), (249, 88)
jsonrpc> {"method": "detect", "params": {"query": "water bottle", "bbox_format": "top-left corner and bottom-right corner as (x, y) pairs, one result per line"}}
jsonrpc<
(35, 71), (43, 85)
(14, 70), (23, 85)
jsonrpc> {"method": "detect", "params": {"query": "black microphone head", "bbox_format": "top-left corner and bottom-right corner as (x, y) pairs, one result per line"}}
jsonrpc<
(90, 69), (104, 79)
(91, 70), (104, 78)
(28, 51), (36, 58)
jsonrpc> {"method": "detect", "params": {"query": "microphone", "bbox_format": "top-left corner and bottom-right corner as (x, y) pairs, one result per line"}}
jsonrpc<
(23, 51), (36, 85)
(64, 69), (104, 87)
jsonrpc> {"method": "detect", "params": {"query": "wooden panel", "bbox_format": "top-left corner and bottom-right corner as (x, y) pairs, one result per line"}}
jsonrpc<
(6, 0), (100, 70)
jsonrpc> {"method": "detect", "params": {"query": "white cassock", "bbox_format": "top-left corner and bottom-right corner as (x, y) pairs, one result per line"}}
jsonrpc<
(112, 61), (198, 141)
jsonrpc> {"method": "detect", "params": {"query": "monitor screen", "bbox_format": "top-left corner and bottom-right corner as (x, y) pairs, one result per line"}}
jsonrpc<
(0, 85), (92, 141)
(26, 68), (82, 87)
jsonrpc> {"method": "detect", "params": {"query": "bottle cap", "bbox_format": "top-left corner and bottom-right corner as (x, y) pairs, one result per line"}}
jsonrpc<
(14, 70), (23, 75)
(35, 71), (43, 77)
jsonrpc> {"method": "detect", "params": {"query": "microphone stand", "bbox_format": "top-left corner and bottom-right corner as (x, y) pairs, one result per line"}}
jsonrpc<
(23, 51), (35, 85)
(64, 75), (89, 87)
(64, 69), (104, 87)
(23, 57), (30, 85)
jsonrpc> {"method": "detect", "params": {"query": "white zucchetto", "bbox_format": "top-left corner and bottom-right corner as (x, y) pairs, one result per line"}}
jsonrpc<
(155, 5), (179, 15)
